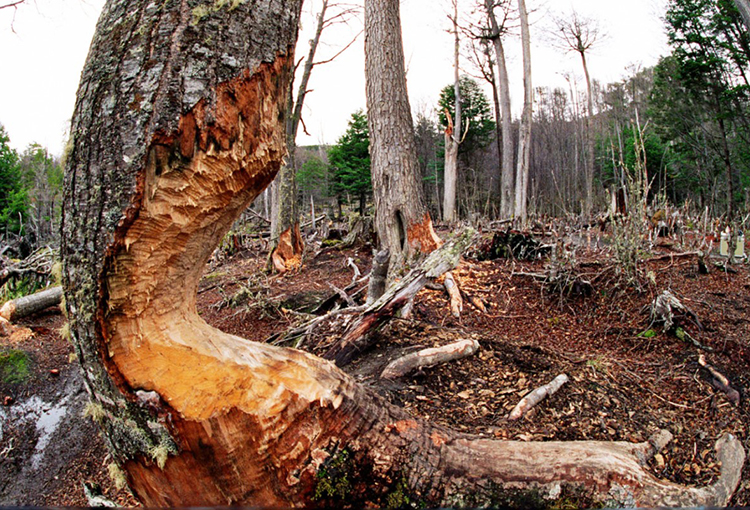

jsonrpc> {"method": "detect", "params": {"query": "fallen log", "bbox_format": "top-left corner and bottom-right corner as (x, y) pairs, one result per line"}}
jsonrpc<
(0, 286), (62, 321)
(443, 271), (462, 318)
(380, 339), (479, 379)
(323, 229), (474, 366)
(508, 373), (569, 421)
(698, 354), (740, 405)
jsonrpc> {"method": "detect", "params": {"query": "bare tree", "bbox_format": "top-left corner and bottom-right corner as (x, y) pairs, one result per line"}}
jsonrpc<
(554, 10), (603, 216)
(482, 0), (514, 217)
(270, 0), (361, 272)
(514, 0), (532, 221)
(443, 0), (463, 223)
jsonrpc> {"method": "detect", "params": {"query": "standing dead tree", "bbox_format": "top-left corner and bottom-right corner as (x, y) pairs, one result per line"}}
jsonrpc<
(553, 11), (603, 216)
(61, 0), (745, 506)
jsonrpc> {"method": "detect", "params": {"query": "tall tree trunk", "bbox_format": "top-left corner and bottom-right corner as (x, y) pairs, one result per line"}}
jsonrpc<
(485, 0), (514, 218)
(365, 0), (441, 277)
(514, 0), (532, 221)
(443, 0), (461, 224)
(270, 0), (331, 272)
(60, 0), (745, 506)
(581, 51), (595, 216)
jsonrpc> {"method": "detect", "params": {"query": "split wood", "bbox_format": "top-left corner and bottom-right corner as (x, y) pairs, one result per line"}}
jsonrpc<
(508, 373), (569, 421)
(380, 339), (479, 379)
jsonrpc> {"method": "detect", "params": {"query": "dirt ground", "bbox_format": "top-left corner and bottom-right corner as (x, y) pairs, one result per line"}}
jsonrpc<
(1, 226), (748, 506)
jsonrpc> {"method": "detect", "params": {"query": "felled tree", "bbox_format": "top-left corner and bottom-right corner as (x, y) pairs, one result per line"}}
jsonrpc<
(62, 0), (744, 507)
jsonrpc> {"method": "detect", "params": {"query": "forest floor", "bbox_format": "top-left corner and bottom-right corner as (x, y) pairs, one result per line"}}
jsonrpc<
(1, 224), (749, 506)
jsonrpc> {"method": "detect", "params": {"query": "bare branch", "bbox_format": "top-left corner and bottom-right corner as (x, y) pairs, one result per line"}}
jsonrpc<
(312, 30), (362, 66)
(0, 0), (25, 10)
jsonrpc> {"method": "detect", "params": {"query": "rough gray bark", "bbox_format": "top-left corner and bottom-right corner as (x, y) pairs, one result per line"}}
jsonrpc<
(735, 0), (750, 33)
(485, 0), (514, 218)
(514, 0), (532, 221)
(59, 0), (745, 506)
(365, 0), (440, 278)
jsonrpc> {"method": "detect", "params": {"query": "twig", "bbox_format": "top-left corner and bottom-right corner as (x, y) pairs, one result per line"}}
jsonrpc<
(508, 374), (569, 420)
(698, 354), (740, 405)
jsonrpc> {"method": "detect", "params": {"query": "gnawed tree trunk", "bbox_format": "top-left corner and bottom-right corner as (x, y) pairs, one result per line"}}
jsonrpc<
(269, 0), (335, 272)
(61, 0), (745, 507)
(365, 0), (441, 278)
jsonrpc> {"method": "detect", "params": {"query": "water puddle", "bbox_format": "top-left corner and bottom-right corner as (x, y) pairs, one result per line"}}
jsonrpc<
(0, 394), (71, 469)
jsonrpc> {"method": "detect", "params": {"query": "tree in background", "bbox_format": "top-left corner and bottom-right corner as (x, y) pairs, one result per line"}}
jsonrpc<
(270, 0), (360, 272)
(514, 0), (532, 221)
(365, 0), (440, 278)
(437, 76), (496, 162)
(0, 125), (27, 240)
(651, 0), (750, 214)
(328, 110), (371, 215)
(553, 11), (604, 216)
(482, 0), (515, 217)
(19, 144), (63, 248)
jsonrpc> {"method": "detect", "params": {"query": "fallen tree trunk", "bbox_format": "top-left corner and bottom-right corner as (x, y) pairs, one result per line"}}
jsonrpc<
(0, 286), (62, 321)
(0, 247), (57, 288)
(322, 229), (474, 366)
(58, 0), (745, 507)
(380, 339), (479, 379)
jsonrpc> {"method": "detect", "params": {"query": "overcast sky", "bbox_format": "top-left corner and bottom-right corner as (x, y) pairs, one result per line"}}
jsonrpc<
(0, 0), (669, 156)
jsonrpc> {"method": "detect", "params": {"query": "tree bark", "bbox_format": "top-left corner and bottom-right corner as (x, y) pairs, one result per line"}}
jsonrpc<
(514, 0), (532, 221)
(485, 0), (515, 219)
(60, 0), (745, 507)
(365, 0), (441, 278)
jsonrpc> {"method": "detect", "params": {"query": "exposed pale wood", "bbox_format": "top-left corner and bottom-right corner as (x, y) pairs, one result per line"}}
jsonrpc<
(443, 271), (463, 318)
(698, 354), (741, 405)
(0, 286), (62, 321)
(380, 339), (479, 379)
(509, 374), (569, 421)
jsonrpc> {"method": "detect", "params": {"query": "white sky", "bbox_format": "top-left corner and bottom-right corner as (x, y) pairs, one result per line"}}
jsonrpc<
(0, 0), (669, 156)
